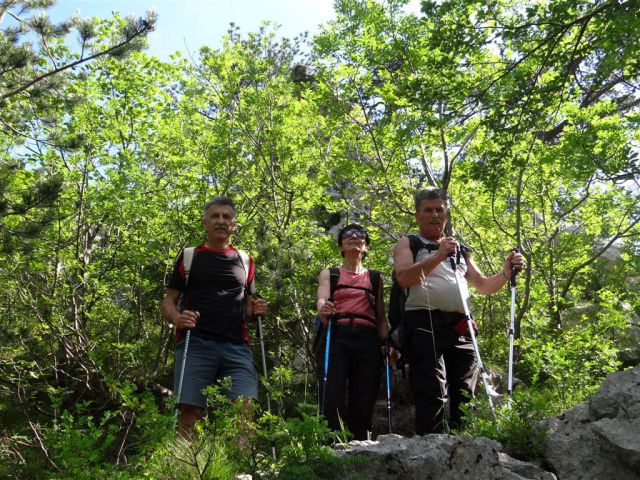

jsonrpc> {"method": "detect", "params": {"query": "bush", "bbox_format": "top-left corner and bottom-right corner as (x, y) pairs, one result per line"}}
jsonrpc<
(458, 389), (549, 460)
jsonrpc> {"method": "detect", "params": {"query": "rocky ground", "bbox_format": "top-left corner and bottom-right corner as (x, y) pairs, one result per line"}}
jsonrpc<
(338, 363), (640, 480)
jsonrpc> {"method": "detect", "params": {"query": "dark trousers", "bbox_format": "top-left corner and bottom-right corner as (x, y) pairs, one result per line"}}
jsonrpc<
(317, 325), (382, 440)
(406, 310), (478, 435)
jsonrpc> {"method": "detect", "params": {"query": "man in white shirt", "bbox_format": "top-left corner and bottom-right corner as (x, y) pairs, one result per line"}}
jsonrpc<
(393, 188), (524, 434)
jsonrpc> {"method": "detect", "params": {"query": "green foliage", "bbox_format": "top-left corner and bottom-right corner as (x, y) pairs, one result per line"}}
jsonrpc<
(143, 385), (242, 480)
(1, 0), (639, 477)
(30, 382), (172, 479)
(44, 409), (120, 475)
(262, 405), (362, 480)
(142, 394), (359, 480)
(1, 3), (156, 250)
(520, 293), (624, 408)
(458, 389), (549, 460)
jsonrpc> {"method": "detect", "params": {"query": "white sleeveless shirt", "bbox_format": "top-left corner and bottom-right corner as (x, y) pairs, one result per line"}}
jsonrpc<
(404, 235), (470, 313)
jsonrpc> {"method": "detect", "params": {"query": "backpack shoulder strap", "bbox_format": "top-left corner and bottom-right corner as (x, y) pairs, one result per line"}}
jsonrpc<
(407, 234), (425, 261)
(177, 247), (196, 314)
(236, 249), (251, 282)
(235, 249), (253, 308)
(329, 267), (340, 298)
(368, 269), (381, 300)
(407, 234), (439, 261)
(183, 247), (196, 286)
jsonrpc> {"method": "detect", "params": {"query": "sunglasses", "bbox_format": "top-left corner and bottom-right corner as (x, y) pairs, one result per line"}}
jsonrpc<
(340, 228), (367, 239)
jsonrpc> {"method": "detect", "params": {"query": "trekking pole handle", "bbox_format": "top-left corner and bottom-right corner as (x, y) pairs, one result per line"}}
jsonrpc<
(448, 244), (458, 271)
(510, 248), (519, 288)
(326, 297), (334, 321)
(448, 243), (457, 271)
(254, 292), (266, 312)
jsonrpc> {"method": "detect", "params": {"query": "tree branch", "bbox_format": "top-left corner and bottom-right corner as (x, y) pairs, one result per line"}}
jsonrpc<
(1, 21), (153, 102)
(560, 212), (640, 299)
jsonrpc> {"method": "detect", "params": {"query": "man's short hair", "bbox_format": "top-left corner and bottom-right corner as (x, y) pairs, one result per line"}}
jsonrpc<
(203, 196), (236, 216)
(414, 188), (449, 212)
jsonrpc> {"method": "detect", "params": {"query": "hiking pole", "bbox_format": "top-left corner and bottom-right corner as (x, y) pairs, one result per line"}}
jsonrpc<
(320, 297), (334, 416)
(175, 313), (198, 421)
(254, 294), (277, 460)
(384, 339), (393, 434)
(507, 248), (519, 401)
(174, 247), (196, 427)
(448, 254), (498, 424)
(175, 329), (191, 423)
(255, 294), (272, 415)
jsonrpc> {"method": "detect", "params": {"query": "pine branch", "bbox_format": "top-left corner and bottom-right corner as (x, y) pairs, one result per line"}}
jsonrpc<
(1, 19), (153, 102)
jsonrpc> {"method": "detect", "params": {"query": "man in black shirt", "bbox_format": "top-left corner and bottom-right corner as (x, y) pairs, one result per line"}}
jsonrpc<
(162, 196), (267, 437)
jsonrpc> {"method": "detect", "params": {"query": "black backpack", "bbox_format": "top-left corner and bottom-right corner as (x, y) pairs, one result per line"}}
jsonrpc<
(388, 235), (435, 349)
(328, 267), (381, 324)
(313, 268), (382, 356)
(388, 235), (470, 350)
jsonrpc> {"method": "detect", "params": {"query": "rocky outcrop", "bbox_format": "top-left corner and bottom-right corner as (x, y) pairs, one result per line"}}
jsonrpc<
(349, 364), (640, 480)
(541, 363), (640, 480)
(234, 364), (640, 480)
(335, 434), (556, 479)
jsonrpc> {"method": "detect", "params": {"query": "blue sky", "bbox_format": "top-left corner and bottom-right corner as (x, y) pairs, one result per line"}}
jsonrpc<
(47, 1), (422, 60)
(48, 0), (339, 59)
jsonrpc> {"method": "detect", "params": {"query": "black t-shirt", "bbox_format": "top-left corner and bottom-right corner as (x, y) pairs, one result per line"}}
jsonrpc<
(168, 243), (255, 343)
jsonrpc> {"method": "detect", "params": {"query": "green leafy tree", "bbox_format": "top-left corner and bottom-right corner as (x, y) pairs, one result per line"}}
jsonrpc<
(313, 0), (639, 401)
(0, 1), (156, 250)
(171, 26), (340, 414)
(2, 1), (639, 476)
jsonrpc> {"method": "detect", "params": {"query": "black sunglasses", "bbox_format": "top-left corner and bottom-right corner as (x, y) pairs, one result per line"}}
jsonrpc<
(340, 228), (366, 239)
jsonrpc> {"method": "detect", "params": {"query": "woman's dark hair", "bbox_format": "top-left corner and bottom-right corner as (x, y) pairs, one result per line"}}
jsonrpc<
(337, 223), (370, 259)
(337, 223), (370, 246)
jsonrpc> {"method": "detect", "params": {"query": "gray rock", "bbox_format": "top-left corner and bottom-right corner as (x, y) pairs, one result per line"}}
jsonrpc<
(348, 364), (640, 480)
(590, 364), (640, 420)
(592, 417), (640, 472)
(336, 434), (556, 480)
(497, 453), (555, 480)
(541, 364), (640, 480)
(619, 347), (640, 369)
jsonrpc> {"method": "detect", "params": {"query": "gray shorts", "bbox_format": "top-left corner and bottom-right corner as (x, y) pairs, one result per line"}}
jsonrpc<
(174, 334), (258, 408)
